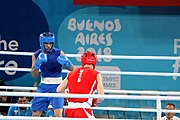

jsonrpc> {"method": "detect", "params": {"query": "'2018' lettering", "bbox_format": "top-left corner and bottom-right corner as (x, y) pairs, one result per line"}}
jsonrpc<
(77, 47), (112, 62)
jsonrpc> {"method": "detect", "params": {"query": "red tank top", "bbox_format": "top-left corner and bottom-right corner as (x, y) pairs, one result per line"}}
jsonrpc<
(67, 67), (99, 103)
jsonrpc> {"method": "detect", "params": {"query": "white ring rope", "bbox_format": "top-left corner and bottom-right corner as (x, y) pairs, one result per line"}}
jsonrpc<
(1, 51), (180, 77)
(1, 86), (180, 96)
(0, 103), (158, 112)
(0, 86), (37, 91)
(1, 51), (180, 119)
(0, 116), (115, 120)
(0, 51), (33, 56)
(1, 102), (180, 114)
(1, 51), (180, 60)
(0, 91), (180, 100)
(0, 67), (180, 77)
(1, 102), (180, 113)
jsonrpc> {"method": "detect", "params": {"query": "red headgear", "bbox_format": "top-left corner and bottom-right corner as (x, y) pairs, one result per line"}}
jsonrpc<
(81, 51), (97, 69)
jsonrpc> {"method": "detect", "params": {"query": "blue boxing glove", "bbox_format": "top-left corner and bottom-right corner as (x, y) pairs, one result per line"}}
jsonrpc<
(57, 55), (73, 68)
(34, 53), (47, 70)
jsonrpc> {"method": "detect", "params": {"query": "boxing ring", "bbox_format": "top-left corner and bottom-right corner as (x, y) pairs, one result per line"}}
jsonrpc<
(0, 51), (180, 120)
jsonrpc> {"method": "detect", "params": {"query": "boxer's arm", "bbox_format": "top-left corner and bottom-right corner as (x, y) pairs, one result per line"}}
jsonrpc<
(96, 73), (104, 103)
(56, 76), (68, 93)
(31, 55), (39, 78)
(92, 73), (104, 107)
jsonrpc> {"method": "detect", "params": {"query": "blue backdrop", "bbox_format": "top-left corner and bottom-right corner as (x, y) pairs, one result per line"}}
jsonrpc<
(0, 0), (180, 91)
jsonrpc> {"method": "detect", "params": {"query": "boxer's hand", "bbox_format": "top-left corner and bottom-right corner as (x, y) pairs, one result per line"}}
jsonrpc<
(92, 98), (98, 107)
(57, 55), (73, 68)
(92, 98), (104, 107)
(97, 98), (104, 104)
(34, 53), (47, 70)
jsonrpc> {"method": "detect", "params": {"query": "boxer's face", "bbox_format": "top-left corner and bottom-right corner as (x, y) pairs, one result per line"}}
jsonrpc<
(44, 42), (53, 51)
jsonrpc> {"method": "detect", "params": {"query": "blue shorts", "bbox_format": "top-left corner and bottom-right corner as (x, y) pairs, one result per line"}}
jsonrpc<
(31, 83), (64, 112)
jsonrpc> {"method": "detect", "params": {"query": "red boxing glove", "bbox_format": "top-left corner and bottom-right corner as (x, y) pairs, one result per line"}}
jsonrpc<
(92, 98), (98, 107)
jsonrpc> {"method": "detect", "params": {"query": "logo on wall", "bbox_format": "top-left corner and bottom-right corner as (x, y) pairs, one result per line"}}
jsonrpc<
(0, 0), (49, 81)
(67, 18), (121, 62)
(57, 7), (122, 89)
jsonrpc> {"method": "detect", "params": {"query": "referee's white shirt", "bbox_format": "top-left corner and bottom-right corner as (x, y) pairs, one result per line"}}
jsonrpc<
(161, 116), (180, 120)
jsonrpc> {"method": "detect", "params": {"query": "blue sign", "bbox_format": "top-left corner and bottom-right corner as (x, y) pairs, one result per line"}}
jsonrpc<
(0, 0), (49, 82)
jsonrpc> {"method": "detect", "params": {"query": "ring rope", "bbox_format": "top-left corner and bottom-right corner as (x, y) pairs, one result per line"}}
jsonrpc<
(1, 102), (179, 113)
(0, 67), (179, 76)
(1, 102), (180, 114)
(1, 51), (180, 119)
(0, 103), (158, 112)
(1, 86), (180, 96)
(1, 91), (180, 100)
(1, 92), (180, 119)
(0, 116), (115, 120)
(1, 51), (180, 60)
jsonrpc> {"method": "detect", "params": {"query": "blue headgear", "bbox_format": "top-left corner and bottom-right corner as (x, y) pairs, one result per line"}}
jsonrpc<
(39, 32), (55, 52)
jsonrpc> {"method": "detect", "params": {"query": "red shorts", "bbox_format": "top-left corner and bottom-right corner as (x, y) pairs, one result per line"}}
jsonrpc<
(65, 108), (94, 118)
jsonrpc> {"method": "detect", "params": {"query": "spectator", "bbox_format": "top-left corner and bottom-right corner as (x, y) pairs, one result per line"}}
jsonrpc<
(7, 96), (32, 116)
(0, 96), (8, 116)
(0, 80), (9, 116)
(161, 103), (179, 120)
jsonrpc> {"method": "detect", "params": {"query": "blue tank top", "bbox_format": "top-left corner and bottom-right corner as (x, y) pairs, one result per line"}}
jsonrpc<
(34, 48), (62, 78)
